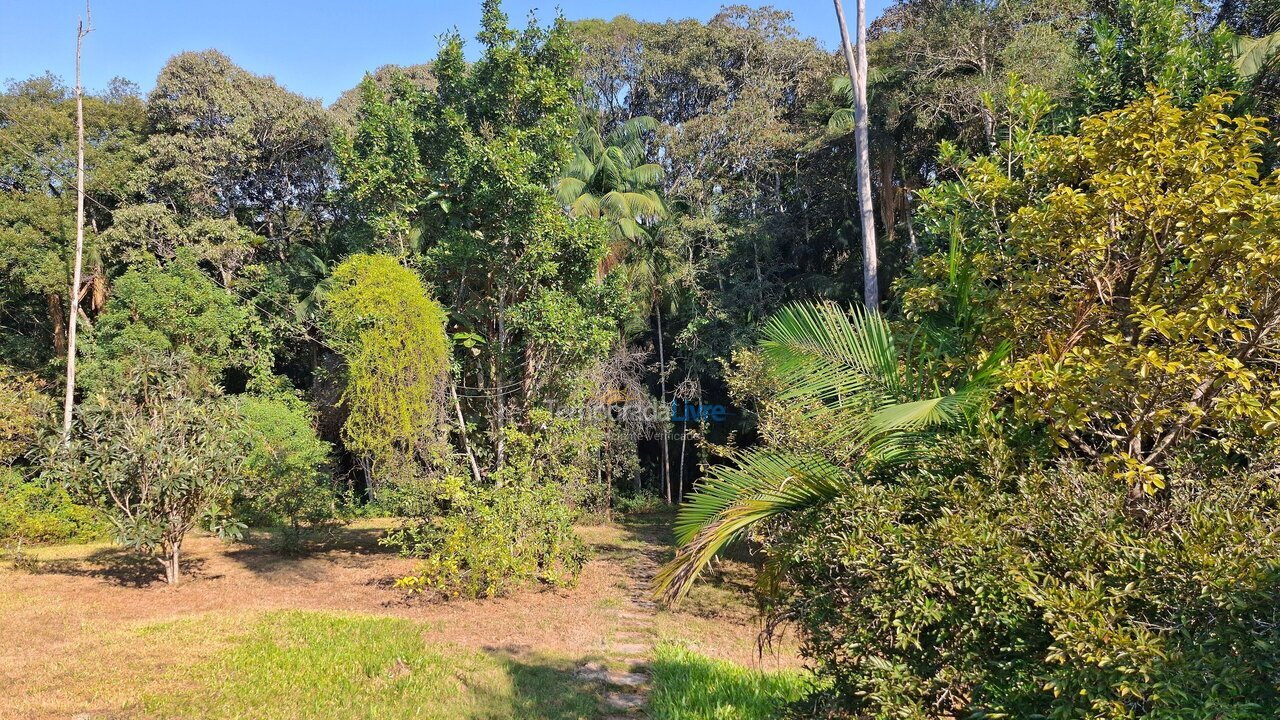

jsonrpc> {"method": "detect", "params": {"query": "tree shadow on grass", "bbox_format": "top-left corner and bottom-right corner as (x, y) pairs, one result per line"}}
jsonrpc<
(219, 523), (397, 576)
(490, 650), (611, 719)
(38, 547), (210, 588)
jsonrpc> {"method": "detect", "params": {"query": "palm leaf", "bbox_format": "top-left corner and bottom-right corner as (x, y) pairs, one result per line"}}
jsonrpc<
(555, 176), (587, 208)
(654, 449), (850, 602)
(654, 300), (1009, 605)
(761, 301), (902, 406)
(1231, 29), (1280, 79)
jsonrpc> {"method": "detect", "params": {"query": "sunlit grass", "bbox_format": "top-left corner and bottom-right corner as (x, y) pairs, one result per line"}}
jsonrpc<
(141, 611), (600, 719)
(649, 641), (814, 720)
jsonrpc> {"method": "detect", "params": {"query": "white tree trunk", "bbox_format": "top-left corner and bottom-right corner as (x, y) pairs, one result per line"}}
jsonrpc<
(62, 12), (92, 441)
(834, 0), (879, 310)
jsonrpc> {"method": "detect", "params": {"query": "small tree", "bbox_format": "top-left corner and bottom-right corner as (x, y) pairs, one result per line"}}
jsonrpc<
(51, 353), (243, 585)
(237, 394), (337, 551)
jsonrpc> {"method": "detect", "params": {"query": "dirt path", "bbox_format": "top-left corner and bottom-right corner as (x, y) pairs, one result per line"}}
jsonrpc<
(0, 514), (799, 719)
(576, 518), (665, 717)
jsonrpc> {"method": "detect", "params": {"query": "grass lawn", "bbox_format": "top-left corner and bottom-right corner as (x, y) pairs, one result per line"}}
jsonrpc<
(127, 612), (811, 719)
(649, 642), (814, 720)
(139, 611), (601, 719)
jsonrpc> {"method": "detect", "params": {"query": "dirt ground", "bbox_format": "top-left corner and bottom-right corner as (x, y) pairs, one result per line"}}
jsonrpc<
(0, 514), (801, 719)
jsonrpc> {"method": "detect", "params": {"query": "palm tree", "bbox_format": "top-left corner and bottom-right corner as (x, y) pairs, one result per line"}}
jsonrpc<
(556, 113), (666, 275)
(653, 300), (1007, 602)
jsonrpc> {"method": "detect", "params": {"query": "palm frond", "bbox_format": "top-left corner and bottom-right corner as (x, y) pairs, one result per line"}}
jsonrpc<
(555, 176), (587, 208)
(654, 449), (850, 602)
(654, 300), (1010, 605)
(760, 301), (902, 406)
(828, 108), (855, 135)
(570, 192), (601, 218)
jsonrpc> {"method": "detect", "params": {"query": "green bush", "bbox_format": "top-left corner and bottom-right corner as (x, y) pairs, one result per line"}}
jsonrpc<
(387, 476), (586, 599)
(0, 368), (48, 465)
(383, 408), (597, 599)
(774, 457), (1280, 718)
(236, 394), (341, 551)
(0, 468), (108, 548)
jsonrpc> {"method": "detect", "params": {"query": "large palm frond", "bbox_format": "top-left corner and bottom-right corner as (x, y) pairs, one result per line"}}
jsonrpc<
(654, 300), (1007, 603)
(653, 449), (850, 602)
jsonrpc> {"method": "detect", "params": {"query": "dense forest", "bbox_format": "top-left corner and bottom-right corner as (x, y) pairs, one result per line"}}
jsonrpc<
(4, 0), (1280, 716)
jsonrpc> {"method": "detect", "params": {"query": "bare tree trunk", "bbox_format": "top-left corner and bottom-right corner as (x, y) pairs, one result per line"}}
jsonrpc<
(451, 381), (483, 486)
(834, 0), (879, 310)
(677, 420), (688, 505)
(62, 8), (92, 442)
(655, 302), (671, 503)
(48, 293), (67, 357)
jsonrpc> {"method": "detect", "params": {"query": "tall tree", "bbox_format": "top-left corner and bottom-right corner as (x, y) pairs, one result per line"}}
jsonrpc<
(834, 0), (879, 309)
(338, 0), (615, 469)
(0, 75), (146, 369)
(62, 8), (92, 441)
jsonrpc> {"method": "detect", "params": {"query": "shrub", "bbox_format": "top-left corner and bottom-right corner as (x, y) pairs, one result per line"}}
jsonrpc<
(0, 468), (107, 550)
(383, 407), (598, 598)
(774, 457), (1280, 718)
(494, 409), (607, 515)
(904, 90), (1280, 485)
(0, 368), (48, 465)
(236, 394), (339, 551)
(388, 476), (586, 599)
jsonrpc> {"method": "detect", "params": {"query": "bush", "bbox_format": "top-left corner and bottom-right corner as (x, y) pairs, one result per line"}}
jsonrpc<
(48, 352), (245, 585)
(236, 394), (340, 551)
(388, 476), (586, 599)
(0, 368), (49, 465)
(0, 468), (107, 550)
(384, 413), (593, 599)
(774, 457), (1280, 718)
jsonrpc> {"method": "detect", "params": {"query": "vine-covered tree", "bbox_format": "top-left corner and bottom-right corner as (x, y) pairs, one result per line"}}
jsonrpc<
(319, 254), (450, 497)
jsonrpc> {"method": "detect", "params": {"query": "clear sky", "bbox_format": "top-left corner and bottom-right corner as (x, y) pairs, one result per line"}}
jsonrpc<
(0, 0), (884, 105)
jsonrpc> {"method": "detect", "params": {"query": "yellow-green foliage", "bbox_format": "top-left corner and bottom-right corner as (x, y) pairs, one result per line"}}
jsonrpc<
(907, 91), (1280, 488)
(321, 254), (449, 480)
(0, 368), (47, 465)
(1006, 91), (1280, 482)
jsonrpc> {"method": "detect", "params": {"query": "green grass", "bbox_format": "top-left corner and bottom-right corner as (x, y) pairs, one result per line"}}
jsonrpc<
(141, 611), (600, 719)
(649, 642), (814, 720)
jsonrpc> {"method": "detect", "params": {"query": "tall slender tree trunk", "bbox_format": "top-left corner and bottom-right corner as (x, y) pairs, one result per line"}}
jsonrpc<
(654, 301), (671, 503)
(62, 10), (91, 442)
(834, 0), (878, 310)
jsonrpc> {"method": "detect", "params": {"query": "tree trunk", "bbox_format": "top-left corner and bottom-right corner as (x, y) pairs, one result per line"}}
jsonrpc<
(48, 293), (66, 357)
(451, 381), (483, 486)
(62, 14), (90, 442)
(655, 302), (671, 503)
(834, 0), (879, 310)
(163, 540), (181, 586)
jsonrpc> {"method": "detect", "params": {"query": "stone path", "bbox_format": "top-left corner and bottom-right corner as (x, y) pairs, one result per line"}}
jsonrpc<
(575, 531), (663, 718)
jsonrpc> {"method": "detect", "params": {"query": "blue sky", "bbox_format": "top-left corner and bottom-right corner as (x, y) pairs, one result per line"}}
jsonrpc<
(0, 0), (885, 105)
